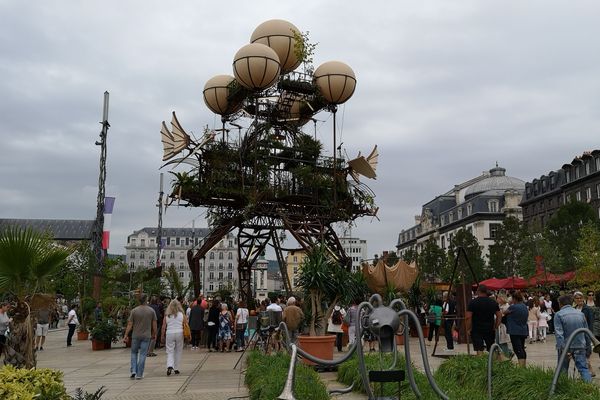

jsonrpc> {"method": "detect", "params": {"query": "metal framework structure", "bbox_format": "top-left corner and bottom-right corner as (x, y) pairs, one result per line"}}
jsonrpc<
(92, 91), (110, 299)
(161, 44), (378, 302)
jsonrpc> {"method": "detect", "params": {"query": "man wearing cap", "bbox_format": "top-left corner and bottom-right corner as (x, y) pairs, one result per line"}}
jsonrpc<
(466, 284), (502, 355)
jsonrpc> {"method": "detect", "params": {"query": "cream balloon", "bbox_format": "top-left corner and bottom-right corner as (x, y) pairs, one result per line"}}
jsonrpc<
(232, 43), (281, 91)
(203, 75), (243, 115)
(313, 61), (356, 104)
(251, 19), (303, 73)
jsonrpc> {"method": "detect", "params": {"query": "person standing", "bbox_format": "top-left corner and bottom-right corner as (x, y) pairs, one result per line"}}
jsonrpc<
(574, 291), (595, 377)
(162, 299), (186, 375)
(94, 302), (103, 322)
(427, 299), (443, 345)
(235, 301), (249, 352)
(0, 302), (12, 357)
(495, 294), (513, 360)
(282, 297), (304, 343)
(207, 300), (220, 352)
(327, 305), (346, 352)
(35, 306), (51, 351)
(538, 303), (550, 343)
(466, 285), (501, 355)
(66, 304), (79, 347)
(554, 294), (592, 383)
(527, 299), (541, 344)
(505, 292), (528, 366)
(442, 292), (457, 352)
(188, 296), (204, 350)
(123, 294), (157, 380)
(346, 301), (358, 347)
(218, 303), (233, 352)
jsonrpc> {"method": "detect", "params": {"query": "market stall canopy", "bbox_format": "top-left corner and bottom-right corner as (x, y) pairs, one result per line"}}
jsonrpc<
(528, 270), (575, 286)
(479, 277), (528, 290)
(362, 259), (418, 294)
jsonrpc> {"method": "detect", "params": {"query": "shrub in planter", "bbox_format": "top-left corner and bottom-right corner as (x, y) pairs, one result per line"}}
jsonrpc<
(0, 365), (70, 400)
(245, 351), (329, 400)
(90, 320), (120, 347)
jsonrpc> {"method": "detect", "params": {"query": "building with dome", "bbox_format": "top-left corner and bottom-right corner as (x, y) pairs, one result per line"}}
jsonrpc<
(396, 166), (525, 261)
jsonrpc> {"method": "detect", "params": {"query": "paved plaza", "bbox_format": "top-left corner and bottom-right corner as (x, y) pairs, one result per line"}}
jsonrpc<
(35, 328), (599, 399)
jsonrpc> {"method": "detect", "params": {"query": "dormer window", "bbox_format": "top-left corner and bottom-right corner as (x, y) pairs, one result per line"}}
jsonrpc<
(585, 161), (590, 175)
(467, 204), (473, 216)
(565, 170), (571, 182)
(457, 208), (463, 219)
(488, 200), (499, 213)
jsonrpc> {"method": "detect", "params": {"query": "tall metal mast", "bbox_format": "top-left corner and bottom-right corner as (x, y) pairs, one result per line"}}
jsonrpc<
(92, 91), (110, 300)
(155, 173), (164, 269)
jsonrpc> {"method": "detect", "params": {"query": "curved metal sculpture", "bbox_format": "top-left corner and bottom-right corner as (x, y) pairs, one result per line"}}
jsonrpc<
(277, 294), (449, 400)
(159, 20), (378, 301)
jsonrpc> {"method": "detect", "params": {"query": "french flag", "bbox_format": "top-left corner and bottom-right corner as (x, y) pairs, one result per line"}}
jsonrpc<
(102, 197), (116, 250)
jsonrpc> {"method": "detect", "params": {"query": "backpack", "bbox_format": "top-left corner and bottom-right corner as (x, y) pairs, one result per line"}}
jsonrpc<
(332, 309), (342, 325)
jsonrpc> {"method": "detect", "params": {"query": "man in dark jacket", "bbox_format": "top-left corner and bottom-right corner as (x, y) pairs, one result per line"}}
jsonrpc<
(188, 296), (205, 349)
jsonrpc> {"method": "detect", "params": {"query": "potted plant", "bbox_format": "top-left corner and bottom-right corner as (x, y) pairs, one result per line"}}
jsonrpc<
(296, 243), (362, 363)
(90, 320), (119, 350)
(77, 297), (96, 340)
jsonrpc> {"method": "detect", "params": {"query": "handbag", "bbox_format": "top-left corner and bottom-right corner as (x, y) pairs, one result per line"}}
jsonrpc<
(183, 319), (191, 342)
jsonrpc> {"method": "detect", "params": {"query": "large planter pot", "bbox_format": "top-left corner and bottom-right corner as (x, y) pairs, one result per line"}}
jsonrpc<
(104, 341), (112, 350)
(77, 331), (89, 341)
(297, 335), (336, 365)
(396, 334), (405, 346)
(91, 339), (105, 350)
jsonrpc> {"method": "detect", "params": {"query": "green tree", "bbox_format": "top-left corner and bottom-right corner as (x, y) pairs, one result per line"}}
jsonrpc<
(417, 238), (447, 281)
(164, 265), (192, 300)
(574, 221), (600, 274)
(401, 248), (418, 264)
(0, 227), (71, 368)
(445, 229), (486, 283)
(48, 241), (95, 303)
(384, 250), (399, 266)
(488, 217), (526, 277)
(518, 232), (564, 275)
(545, 201), (599, 270)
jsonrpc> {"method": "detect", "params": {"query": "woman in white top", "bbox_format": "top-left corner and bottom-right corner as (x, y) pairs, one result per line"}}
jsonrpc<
(327, 305), (346, 352)
(235, 301), (249, 351)
(161, 299), (187, 375)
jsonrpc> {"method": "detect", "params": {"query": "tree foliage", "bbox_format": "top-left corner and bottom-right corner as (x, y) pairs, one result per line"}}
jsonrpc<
(446, 229), (485, 283)
(488, 217), (527, 277)
(545, 201), (598, 269)
(574, 221), (600, 274)
(417, 239), (446, 281)
(0, 227), (71, 299)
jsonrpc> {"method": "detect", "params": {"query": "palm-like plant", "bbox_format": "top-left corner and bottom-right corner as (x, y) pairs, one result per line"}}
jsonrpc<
(0, 226), (71, 368)
(297, 243), (365, 336)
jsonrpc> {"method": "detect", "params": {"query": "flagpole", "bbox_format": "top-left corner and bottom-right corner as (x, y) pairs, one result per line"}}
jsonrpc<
(156, 173), (164, 271)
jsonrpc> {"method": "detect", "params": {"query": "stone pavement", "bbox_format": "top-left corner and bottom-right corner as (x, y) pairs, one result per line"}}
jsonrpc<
(35, 328), (599, 399)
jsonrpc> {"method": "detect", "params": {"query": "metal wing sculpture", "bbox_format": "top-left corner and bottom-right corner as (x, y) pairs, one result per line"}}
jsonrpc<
(347, 145), (378, 182)
(161, 112), (190, 161)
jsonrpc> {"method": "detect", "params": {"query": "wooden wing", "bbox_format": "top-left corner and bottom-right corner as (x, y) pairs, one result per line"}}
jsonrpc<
(347, 145), (378, 180)
(161, 112), (190, 161)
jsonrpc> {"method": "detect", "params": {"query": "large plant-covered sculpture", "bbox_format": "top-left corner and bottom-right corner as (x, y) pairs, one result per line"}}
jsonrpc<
(159, 19), (379, 301)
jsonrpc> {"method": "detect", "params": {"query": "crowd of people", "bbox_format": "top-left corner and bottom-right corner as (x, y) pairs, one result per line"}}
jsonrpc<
(446, 285), (600, 383)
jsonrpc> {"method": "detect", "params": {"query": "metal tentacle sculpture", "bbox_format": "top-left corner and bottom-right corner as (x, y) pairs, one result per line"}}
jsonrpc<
(277, 294), (449, 400)
(549, 327), (600, 396)
(486, 343), (502, 400)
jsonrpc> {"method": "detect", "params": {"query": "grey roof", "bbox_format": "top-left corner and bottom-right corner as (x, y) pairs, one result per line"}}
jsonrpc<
(130, 227), (212, 238)
(0, 218), (94, 240)
(464, 166), (524, 199)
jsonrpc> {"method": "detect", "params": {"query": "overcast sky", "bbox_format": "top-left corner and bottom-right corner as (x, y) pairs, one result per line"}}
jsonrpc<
(1, 1), (599, 258)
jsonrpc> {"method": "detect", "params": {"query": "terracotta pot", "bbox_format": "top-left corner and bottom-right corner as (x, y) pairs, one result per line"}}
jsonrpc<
(396, 334), (405, 345)
(91, 339), (105, 350)
(297, 335), (336, 365)
(422, 325), (430, 339)
(104, 341), (112, 350)
(77, 331), (89, 341)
